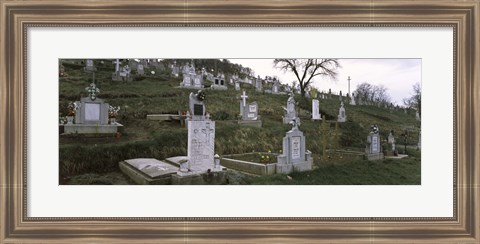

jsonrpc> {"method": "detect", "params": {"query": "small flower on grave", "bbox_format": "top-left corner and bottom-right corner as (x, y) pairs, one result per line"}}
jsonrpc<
(67, 102), (77, 116)
(108, 105), (121, 118)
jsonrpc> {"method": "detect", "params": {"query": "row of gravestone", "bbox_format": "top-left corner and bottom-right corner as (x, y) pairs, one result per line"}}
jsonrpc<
(176, 89), (406, 178)
(176, 90), (313, 177)
(84, 59), (167, 82)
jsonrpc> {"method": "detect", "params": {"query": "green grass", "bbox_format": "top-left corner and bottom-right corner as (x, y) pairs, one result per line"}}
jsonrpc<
(250, 157), (421, 185)
(59, 59), (421, 185)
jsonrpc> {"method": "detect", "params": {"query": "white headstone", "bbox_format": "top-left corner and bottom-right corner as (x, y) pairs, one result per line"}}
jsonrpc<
(337, 101), (346, 122)
(276, 118), (312, 174)
(84, 59), (96, 72)
(187, 120), (215, 173)
(283, 93), (297, 124)
(312, 99), (321, 120)
(137, 64), (144, 75)
(387, 131), (395, 151)
(364, 125), (383, 160)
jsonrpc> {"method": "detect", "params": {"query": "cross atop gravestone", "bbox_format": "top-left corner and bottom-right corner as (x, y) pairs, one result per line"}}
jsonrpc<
(241, 90), (248, 107)
(85, 83), (100, 100)
(238, 90), (260, 123)
(113, 59), (121, 72)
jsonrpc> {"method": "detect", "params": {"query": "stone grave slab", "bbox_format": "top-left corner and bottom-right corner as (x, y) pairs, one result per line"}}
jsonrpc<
(119, 158), (178, 185)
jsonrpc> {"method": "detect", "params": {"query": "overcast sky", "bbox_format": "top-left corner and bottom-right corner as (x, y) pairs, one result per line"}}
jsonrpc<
(229, 59), (421, 105)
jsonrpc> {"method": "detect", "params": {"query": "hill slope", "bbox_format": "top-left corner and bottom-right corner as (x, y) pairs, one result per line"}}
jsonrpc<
(58, 59), (421, 185)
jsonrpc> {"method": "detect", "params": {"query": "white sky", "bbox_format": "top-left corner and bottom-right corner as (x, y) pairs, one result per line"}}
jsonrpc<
(229, 59), (421, 105)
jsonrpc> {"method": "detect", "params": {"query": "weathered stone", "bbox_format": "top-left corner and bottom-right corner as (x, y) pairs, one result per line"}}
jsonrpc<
(119, 158), (178, 185)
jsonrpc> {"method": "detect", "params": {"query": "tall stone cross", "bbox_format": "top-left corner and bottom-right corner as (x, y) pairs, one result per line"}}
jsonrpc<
(201, 122), (214, 144)
(86, 83), (100, 100)
(347, 76), (351, 95)
(241, 90), (248, 107)
(113, 59), (121, 72)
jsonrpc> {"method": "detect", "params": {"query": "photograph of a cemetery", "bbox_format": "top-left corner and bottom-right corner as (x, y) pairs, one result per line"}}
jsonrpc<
(59, 58), (421, 185)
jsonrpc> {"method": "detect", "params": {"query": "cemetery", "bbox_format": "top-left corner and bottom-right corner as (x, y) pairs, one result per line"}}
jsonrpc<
(59, 59), (421, 185)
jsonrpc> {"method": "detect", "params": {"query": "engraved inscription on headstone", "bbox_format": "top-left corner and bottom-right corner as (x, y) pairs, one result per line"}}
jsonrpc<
(291, 136), (301, 159)
(249, 104), (256, 113)
(187, 120), (215, 172)
(371, 136), (379, 153)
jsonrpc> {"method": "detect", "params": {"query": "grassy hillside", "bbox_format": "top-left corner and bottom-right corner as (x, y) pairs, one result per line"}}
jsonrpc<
(59, 59), (421, 185)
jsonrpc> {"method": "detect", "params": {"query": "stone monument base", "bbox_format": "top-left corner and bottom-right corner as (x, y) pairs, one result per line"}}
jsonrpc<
(365, 153), (384, 161)
(177, 85), (204, 89)
(210, 84), (228, 90)
(172, 169), (227, 185)
(63, 123), (123, 134)
(119, 158), (178, 185)
(276, 151), (313, 174)
(112, 72), (132, 82)
(238, 120), (262, 128)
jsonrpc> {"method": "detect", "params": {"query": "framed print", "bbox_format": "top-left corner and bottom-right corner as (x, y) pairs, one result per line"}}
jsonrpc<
(1, 0), (479, 243)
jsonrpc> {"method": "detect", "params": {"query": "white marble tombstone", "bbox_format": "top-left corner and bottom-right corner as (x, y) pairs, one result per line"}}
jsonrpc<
(64, 83), (123, 134)
(183, 75), (192, 87)
(255, 77), (263, 92)
(193, 74), (203, 88)
(337, 102), (347, 122)
(184, 90), (216, 174)
(350, 93), (356, 105)
(276, 118), (313, 174)
(84, 59), (96, 72)
(186, 120), (215, 173)
(387, 131), (395, 151)
(283, 93), (297, 124)
(137, 64), (145, 75)
(272, 83), (279, 93)
(365, 125), (383, 160)
(235, 82), (240, 91)
(312, 99), (321, 120)
(243, 102), (258, 120)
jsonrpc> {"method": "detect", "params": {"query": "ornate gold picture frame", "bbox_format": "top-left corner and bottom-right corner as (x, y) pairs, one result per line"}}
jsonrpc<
(1, 0), (478, 242)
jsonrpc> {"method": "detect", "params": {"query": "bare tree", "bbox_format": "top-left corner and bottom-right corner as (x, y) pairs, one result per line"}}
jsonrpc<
(273, 59), (341, 97)
(373, 85), (391, 104)
(354, 82), (373, 104)
(354, 82), (391, 105)
(403, 82), (421, 114)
